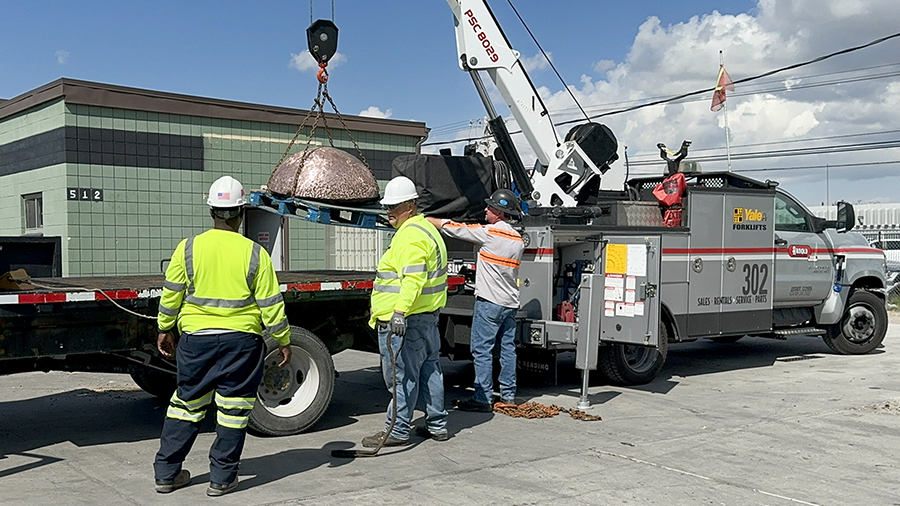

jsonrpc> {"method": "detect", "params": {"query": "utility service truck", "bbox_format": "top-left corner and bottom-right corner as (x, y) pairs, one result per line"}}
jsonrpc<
(0, 0), (888, 435)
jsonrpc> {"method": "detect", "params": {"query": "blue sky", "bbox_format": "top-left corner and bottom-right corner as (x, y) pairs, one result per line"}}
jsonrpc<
(3, 1), (900, 207)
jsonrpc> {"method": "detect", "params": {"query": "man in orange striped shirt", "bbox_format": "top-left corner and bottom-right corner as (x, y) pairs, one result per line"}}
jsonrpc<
(426, 189), (525, 412)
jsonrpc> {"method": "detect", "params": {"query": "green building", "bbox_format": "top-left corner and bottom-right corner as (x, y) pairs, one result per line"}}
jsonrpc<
(0, 79), (427, 277)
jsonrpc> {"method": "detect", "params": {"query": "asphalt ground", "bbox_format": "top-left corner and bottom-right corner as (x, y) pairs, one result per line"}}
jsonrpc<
(3, 317), (900, 505)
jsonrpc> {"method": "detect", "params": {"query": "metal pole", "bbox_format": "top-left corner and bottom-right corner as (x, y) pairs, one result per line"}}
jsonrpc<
(577, 367), (592, 410)
(720, 51), (732, 172)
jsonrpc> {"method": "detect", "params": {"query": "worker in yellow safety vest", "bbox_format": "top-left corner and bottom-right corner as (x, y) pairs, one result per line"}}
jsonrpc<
(363, 175), (450, 447)
(153, 175), (292, 497)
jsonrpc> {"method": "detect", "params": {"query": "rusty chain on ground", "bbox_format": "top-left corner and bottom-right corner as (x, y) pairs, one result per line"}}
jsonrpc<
(493, 402), (602, 421)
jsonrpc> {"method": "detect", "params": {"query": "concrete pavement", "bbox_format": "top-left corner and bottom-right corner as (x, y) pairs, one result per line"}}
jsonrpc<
(2, 320), (899, 505)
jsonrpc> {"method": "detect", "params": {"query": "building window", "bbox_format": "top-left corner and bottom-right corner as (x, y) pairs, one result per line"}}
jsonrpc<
(23, 193), (43, 234)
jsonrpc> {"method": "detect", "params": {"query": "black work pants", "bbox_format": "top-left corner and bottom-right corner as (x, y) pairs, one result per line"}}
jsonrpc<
(153, 331), (265, 485)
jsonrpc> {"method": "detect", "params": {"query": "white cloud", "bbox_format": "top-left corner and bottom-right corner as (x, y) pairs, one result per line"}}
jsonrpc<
(512, 0), (900, 203)
(358, 106), (393, 119)
(55, 50), (69, 64)
(520, 51), (551, 72)
(288, 51), (347, 72)
(593, 59), (615, 74)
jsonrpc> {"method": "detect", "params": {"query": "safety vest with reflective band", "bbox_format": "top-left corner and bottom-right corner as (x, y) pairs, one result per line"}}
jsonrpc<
(440, 219), (524, 308)
(157, 229), (291, 346)
(370, 214), (448, 327)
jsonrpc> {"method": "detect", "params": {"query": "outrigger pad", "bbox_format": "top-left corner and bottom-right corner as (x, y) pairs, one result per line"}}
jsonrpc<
(268, 147), (380, 204)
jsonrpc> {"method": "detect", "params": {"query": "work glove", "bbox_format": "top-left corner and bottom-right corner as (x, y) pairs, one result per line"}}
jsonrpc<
(390, 311), (407, 336)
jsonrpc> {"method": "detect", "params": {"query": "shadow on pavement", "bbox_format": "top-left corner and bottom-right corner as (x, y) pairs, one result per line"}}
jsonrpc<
(0, 388), (170, 458)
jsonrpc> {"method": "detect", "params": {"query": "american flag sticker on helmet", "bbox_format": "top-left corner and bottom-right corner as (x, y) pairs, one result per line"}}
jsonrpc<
(217, 192), (230, 200)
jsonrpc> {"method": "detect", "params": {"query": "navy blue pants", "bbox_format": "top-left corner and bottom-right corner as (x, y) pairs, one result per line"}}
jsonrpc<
(153, 331), (265, 485)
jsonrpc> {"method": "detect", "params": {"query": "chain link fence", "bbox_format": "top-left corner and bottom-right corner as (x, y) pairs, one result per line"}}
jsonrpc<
(858, 229), (900, 307)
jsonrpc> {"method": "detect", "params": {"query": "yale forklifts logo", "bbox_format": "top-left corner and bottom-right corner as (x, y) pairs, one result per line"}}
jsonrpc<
(732, 207), (767, 231)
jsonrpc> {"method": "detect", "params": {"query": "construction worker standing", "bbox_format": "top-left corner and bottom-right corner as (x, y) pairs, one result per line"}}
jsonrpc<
(426, 189), (524, 412)
(364, 176), (449, 446)
(153, 175), (292, 496)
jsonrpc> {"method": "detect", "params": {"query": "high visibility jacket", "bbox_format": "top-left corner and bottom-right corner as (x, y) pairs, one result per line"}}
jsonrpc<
(157, 229), (291, 346)
(439, 219), (524, 308)
(370, 214), (448, 327)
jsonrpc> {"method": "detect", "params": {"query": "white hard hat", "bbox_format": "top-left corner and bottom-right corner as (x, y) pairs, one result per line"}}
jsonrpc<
(207, 176), (247, 208)
(380, 176), (418, 206)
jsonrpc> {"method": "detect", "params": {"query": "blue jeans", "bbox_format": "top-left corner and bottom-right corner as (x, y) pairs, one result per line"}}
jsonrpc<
(378, 311), (448, 439)
(471, 298), (517, 404)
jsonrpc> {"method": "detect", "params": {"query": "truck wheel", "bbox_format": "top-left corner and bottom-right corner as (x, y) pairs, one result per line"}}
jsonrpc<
(249, 326), (335, 436)
(130, 367), (176, 398)
(599, 321), (668, 385)
(822, 290), (887, 355)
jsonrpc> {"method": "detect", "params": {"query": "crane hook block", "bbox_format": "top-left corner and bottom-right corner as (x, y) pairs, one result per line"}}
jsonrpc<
(307, 19), (339, 64)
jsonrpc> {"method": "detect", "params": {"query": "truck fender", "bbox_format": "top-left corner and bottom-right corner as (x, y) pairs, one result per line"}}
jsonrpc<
(814, 287), (848, 326)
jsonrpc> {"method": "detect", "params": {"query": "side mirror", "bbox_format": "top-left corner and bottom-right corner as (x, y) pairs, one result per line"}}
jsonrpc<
(836, 201), (855, 233)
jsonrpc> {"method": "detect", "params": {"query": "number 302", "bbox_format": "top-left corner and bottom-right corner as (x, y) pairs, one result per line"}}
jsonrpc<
(742, 263), (768, 296)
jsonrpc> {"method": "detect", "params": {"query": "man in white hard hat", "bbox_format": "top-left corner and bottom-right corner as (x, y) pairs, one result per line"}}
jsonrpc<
(364, 175), (450, 446)
(426, 189), (524, 412)
(153, 175), (292, 496)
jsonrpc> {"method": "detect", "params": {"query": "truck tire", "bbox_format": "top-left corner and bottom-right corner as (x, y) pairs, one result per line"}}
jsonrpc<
(248, 326), (335, 436)
(822, 290), (887, 355)
(599, 321), (668, 385)
(130, 367), (176, 398)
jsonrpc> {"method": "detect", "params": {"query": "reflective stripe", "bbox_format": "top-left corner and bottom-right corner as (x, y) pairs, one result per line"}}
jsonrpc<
(480, 251), (521, 268)
(215, 392), (256, 410)
(184, 295), (256, 308)
(376, 271), (400, 279)
(487, 228), (523, 241)
(429, 266), (448, 279)
(246, 243), (261, 291)
(257, 293), (283, 308)
(267, 319), (289, 335)
(421, 282), (447, 295)
(216, 411), (250, 429)
(408, 223), (444, 267)
(167, 406), (206, 422)
(163, 280), (186, 292)
(402, 264), (427, 274)
(184, 237), (195, 295)
(172, 390), (213, 411)
(184, 236), (260, 307)
(158, 304), (180, 316)
(373, 283), (401, 293)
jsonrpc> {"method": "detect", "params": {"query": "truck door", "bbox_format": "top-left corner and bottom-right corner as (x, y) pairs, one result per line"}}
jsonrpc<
(773, 191), (832, 305)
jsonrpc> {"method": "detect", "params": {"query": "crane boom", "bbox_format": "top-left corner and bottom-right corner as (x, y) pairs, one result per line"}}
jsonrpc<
(446, 0), (619, 207)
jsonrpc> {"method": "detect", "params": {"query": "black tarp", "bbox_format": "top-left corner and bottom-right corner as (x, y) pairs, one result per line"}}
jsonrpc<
(391, 153), (494, 222)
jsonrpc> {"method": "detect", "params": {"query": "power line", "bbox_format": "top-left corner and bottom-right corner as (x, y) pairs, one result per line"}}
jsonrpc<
(427, 68), (900, 143)
(425, 62), (900, 137)
(626, 129), (900, 161)
(423, 31), (900, 147)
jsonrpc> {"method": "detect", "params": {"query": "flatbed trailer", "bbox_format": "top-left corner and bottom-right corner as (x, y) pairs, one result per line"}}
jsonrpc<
(0, 270), (401, 435)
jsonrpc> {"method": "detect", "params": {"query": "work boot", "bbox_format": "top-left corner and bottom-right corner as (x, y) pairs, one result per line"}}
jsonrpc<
(361, 430), (409, 448)
(155, 469), (191, 494)
(207, 476), (239, 497)
(454, 398), (493, 412)
(498, 397), (517, 407)
(415, 425), (450, 442)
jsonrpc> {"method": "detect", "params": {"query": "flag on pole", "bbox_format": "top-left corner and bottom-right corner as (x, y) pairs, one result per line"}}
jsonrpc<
(710, 65), (735, 112)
